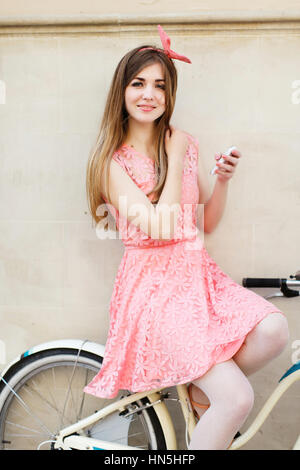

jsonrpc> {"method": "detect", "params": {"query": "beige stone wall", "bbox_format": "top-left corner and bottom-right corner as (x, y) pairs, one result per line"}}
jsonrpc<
(0, 2), (299, 450)
(1, 0), (300, 17)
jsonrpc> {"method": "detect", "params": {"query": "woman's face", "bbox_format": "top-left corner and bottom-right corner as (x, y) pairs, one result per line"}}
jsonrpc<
(124, 62), (166, 124)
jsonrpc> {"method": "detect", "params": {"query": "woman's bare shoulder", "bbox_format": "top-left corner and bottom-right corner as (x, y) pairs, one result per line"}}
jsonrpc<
(175, 129), (198, 144)
(186, 131), (198, 141)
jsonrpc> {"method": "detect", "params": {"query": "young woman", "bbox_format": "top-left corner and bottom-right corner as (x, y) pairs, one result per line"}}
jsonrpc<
(84, 25), (289, 450)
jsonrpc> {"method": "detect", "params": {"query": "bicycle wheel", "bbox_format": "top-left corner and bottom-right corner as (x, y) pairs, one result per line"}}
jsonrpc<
(0, 348), (166, 450)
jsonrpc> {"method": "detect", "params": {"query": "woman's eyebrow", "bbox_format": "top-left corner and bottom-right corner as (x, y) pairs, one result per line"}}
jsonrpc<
(134, 77), (165, 82)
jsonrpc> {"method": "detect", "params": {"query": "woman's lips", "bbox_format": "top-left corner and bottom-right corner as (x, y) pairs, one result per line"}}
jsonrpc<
(138, 105), (156, 112)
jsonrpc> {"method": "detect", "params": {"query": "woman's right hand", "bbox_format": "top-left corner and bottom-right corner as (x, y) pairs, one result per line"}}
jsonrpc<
(165, 126), (188, 164)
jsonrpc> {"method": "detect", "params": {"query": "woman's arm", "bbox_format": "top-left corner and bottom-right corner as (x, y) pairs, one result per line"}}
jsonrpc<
(204, 179), (229, 234)
(201, 148), (243, 234)
(103, 155), (184, 241)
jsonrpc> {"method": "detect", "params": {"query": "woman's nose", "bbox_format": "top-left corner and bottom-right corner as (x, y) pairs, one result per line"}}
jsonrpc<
(142, 85), (154, 99)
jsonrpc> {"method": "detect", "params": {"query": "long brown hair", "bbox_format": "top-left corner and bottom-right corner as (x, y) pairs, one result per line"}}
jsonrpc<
(86, 45), (178, 230)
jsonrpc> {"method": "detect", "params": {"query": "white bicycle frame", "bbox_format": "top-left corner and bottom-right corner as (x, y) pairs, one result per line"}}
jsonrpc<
(1, 338), (299, 450)
(53, 364), (300, 450)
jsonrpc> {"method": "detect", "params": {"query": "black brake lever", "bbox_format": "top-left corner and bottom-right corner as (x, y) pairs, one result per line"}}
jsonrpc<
(289, 270), (300, 281)
(281, 279), (300, 297)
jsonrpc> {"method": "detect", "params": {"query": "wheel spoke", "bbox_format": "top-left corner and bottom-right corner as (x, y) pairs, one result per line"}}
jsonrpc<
(59, 355), (80, 428)
(0, 356), (160, 450)
(5, 420), (46, 436)
(22, 381), (73, 428)
(76, 368), (89, 421)
(0, 376), (55, 438)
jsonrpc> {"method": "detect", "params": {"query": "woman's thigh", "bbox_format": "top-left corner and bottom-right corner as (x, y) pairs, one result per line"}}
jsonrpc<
(240, 312), (289, 354)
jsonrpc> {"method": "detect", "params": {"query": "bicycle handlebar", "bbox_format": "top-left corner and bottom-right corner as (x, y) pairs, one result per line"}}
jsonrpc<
(243, 278), (281, 288)
(242, 274), (300, 297)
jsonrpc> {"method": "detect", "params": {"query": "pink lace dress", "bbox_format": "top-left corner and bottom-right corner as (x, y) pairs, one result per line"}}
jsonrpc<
(84, 133), (284, 399)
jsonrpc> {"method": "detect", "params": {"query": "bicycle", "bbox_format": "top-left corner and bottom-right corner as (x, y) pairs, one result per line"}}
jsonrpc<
(0, 272), (299, 450)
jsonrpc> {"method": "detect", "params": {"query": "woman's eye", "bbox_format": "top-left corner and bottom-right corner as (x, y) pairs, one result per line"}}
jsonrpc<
(131, 82), (165, 90)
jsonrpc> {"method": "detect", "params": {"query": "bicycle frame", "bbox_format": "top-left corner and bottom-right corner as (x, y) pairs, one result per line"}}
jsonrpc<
(54, 384), (196, 450)
(231, 364), (300, 450)
(54, 363), (300, 450)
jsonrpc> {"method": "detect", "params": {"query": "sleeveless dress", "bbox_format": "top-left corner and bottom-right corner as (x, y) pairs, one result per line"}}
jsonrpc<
(84, 133), (284, 399)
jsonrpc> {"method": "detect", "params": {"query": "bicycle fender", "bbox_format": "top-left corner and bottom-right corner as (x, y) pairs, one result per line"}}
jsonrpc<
(0, 339), (105, 379)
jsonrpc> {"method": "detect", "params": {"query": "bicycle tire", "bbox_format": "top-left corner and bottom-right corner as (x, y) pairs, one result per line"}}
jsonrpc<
(0, 348), (166, 450)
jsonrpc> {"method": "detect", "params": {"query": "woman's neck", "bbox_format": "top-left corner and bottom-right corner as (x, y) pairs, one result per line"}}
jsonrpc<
(124, 121), (156, 158)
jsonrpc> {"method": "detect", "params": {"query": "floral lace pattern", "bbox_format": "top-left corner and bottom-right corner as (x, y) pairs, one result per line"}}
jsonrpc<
(84, 133), (284, 399)
(102, 134), (200, 248)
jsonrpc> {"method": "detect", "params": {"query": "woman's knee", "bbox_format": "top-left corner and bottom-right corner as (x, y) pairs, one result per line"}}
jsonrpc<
(217, 377), (254, 421)
(232, 379), (254, 419)
(255, 313), (289, 354)
(194, 361), (255, 421)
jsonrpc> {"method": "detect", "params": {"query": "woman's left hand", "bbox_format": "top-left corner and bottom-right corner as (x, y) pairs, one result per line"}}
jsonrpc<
(215, 148), (242, 182)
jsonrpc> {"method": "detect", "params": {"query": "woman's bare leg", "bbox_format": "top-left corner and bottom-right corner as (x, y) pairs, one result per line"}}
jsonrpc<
(232, 312), (289, 376)
(188, 359), (254, 450)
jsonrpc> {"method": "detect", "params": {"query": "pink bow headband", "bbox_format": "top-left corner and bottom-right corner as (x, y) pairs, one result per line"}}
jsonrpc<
(139, 25), (191, 64)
